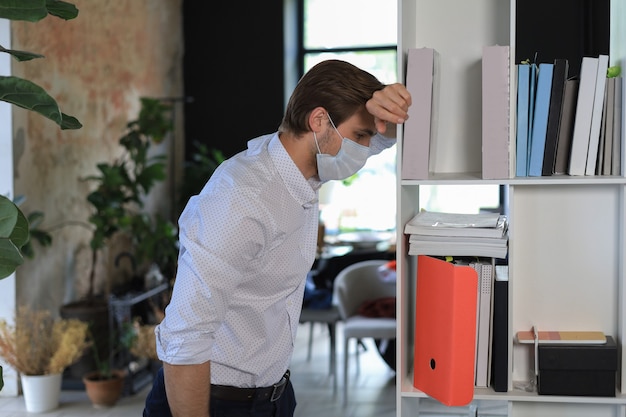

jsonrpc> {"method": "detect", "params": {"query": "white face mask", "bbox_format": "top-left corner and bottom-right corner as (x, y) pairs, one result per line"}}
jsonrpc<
(314, 114), (370, 182)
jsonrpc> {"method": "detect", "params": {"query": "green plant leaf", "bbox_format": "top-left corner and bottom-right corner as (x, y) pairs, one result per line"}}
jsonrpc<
(0, 0), (48, 22)
(0, 75), (81, 129)
(0, 195), (29, 279)
(0, 0), (78, 21)
(60, 112), (82, 129)
(0, 195), (18, 238)
(45, 0), (79, 20)
(0, 75), (61, 122)
(0, 45), (44, 62)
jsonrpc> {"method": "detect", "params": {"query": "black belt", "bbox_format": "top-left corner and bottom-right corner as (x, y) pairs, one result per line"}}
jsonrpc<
(211, 370), (290, 402)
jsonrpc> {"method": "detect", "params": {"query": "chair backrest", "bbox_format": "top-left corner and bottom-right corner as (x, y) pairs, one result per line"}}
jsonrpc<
(333, 259), (396, 320)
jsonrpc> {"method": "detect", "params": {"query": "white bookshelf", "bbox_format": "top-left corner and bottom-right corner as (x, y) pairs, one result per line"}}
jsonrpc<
(395, 0), (626, 416)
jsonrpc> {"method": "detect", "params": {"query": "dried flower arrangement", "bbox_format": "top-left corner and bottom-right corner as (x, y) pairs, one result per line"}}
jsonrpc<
(0, 306), (90, 376)
(129, 319), (158, 361)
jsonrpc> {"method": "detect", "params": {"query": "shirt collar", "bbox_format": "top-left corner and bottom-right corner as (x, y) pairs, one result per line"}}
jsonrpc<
(268, 133), (320, 209)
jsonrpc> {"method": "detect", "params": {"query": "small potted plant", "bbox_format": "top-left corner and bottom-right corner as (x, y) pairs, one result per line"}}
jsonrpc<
(0, 305), (90, 412)
(82, 322), (136, 408)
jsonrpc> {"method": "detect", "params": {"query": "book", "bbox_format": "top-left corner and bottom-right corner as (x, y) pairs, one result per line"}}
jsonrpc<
(611, 77), (623, 176)
(472, 261), (494, 388)
(515, 63), (532, 177)
(408, 236), (508, 259)
(516, 330), (606, 344)
(528, 63), (554, 176)
(527, 62), (538, 174)
(482, 45), (510, 179)
(569, 56), (600, 175)
(490, 265), (508, 392)
(553, 77), (580, 174)
(402, 47), (437, 180)
(600, 77), (615, 175)
(413, 255), (478, 406)
(542, 59), (569, 175)
(404, 211), (508, 238)
(585, 54), (609, 175)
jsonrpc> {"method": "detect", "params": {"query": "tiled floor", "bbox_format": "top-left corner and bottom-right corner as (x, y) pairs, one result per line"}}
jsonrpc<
(0, 321), (396, 417)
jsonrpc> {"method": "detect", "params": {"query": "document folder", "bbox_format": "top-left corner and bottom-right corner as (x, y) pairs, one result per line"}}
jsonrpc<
(413, 255), (478, 406)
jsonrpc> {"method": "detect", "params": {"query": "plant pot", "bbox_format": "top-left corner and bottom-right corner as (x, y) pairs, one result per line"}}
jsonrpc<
(60, 298), (110, 385)
(82, 369), (126, 408)
(21, 373), (62, 413)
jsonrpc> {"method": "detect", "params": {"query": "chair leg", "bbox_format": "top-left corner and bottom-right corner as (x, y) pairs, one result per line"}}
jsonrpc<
(343, 337), (349, 406)
(328, 322), (337, 396)
(307, 322), (314, 361)
(355, 338), (361, 375)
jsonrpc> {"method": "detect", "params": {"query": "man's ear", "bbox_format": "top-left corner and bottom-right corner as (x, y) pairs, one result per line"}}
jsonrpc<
(307, 107), (327, 133)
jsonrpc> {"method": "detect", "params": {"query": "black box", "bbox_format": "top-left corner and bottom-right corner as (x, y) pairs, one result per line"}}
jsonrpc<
(538, 335), (617, 397)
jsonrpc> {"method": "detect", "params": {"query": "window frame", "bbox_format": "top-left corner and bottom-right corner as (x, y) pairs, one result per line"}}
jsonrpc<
(295, 0), (398, 78)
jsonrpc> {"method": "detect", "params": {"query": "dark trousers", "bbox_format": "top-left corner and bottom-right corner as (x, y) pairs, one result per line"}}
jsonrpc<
(143, 367), (297, 417)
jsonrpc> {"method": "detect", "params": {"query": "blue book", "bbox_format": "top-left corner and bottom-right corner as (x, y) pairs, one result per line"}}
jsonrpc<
(528, 63), (554, 176)
(527, 63), (538, 174)
(515, 64), (531, 177)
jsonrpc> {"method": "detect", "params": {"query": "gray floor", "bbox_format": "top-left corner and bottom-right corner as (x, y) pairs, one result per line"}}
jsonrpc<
(0, 321), (396, 417)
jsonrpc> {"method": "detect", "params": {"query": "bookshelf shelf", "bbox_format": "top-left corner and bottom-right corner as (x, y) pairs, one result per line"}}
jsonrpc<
(396, 0), (626, 415)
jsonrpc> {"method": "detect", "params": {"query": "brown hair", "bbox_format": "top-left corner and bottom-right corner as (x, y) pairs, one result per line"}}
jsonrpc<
(279, 60), (385, 136)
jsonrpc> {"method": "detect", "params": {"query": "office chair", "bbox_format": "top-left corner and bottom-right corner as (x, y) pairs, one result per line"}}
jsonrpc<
(333, 259), (397, 406)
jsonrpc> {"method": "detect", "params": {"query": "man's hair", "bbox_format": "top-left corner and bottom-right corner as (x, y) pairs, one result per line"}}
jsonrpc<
(279, 60), (385, 136)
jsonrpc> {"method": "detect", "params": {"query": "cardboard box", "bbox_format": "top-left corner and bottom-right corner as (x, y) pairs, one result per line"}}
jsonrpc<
(538, 335), (617, 397)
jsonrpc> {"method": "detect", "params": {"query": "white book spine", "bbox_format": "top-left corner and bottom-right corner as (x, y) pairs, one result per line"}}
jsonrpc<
(569, 57), (599, 176)
(585, 54), (609, 175)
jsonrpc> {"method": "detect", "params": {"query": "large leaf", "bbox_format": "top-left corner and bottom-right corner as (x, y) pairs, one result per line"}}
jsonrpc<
(0, 76), (82, 130)
(0, 195), (29, 279)
(0, 0), (47, 22)
(0, 0), (78, 21)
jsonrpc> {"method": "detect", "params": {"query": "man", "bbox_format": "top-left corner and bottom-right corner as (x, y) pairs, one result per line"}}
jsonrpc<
(143, 59), (411, 417)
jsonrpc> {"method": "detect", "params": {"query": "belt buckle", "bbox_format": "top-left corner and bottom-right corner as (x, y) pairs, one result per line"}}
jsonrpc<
(270, 370), (290, 402)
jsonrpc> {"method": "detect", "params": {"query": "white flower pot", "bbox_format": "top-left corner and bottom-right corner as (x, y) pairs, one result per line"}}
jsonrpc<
(21, 373), (62, 413)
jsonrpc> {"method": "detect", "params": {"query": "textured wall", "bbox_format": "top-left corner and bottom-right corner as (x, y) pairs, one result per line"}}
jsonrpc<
(11, 1), (184, 314)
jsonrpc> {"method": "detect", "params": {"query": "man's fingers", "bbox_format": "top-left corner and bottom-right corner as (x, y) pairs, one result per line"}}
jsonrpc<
(367, 83), (412, 124)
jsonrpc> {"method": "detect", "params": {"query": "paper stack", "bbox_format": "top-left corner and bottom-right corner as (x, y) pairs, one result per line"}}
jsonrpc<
(404, 211), (509, 259)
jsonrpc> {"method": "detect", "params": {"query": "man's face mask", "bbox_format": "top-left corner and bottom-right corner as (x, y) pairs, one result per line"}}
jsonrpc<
(314, 114), (370, 182)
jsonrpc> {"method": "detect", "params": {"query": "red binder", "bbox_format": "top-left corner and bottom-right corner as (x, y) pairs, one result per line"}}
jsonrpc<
(413, 255), (478, 406)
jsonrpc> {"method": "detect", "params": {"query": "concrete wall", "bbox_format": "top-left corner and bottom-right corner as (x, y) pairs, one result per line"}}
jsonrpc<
(9, 1), (184, 315)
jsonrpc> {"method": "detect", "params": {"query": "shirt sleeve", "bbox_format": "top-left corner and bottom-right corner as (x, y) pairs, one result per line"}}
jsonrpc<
(155, 184), (269, 365)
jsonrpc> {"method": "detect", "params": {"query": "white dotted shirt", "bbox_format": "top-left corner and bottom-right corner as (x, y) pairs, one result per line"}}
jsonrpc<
(155, 132), (395, 387)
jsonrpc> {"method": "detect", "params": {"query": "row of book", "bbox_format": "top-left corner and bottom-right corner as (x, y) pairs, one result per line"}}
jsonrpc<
(405, 212), (509, 393)
(400, 45), (624, 180)
(517, 55), (624, 177)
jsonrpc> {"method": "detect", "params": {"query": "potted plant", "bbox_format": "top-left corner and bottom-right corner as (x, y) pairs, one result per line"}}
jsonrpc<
(82, 323), (136, 408)
(0, 305), (90, 412)
(60, 96), (176, 383)
(0, 0), (82, 392)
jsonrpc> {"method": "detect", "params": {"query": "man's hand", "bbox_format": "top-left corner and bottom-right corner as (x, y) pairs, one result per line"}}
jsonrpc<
(366, 83), (412, 134)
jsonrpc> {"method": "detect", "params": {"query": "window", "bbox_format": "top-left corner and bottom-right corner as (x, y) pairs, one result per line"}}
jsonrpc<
(287, 0), (503, 238)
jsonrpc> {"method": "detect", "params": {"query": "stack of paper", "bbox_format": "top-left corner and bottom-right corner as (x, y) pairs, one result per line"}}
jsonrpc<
(404, 211), (509, 259)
